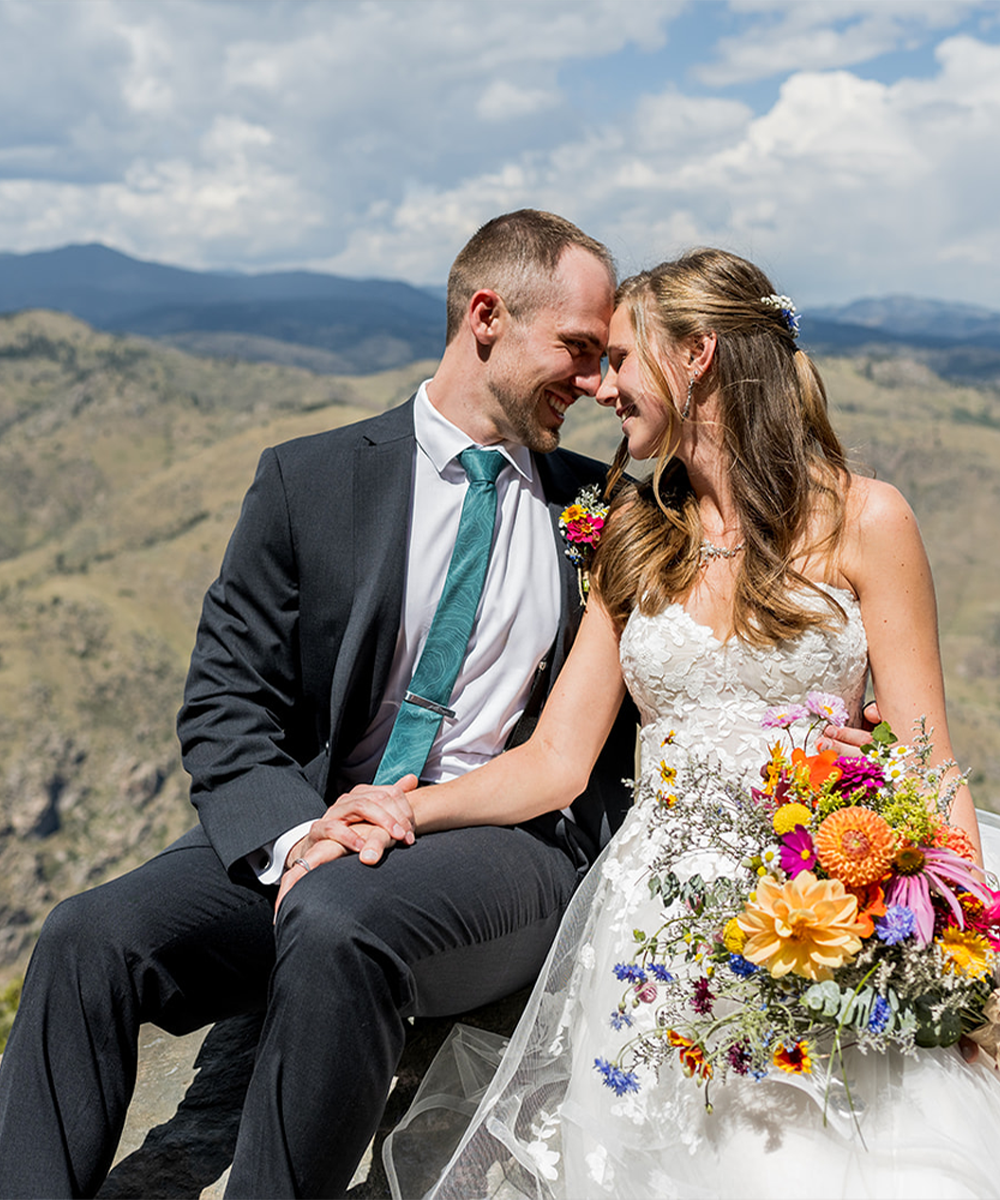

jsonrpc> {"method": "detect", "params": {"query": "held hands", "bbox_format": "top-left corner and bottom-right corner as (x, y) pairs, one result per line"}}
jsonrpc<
(274, 774), (419, 913)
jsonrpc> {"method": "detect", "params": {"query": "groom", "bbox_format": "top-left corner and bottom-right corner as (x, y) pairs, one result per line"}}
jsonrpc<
(0, 210), (639, 1198)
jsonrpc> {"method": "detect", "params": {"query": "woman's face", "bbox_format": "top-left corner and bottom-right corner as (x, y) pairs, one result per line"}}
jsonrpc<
(596, 304), (681, 460)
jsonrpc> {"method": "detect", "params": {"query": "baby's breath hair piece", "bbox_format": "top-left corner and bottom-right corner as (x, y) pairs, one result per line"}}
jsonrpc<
(761, 293), (800, 338)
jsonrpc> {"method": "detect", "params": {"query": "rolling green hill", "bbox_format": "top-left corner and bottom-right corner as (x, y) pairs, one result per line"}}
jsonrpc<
(1, 310), (998, 989)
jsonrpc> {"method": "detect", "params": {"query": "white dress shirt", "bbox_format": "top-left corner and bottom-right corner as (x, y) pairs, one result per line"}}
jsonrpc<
(253, 383), (562, 882)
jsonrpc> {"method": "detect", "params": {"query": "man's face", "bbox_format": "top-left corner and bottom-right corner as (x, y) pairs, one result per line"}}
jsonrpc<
(484, 246), (614, 453)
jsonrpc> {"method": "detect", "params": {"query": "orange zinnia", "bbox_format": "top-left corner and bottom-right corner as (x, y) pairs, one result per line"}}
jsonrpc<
(814, 806), (896, 888)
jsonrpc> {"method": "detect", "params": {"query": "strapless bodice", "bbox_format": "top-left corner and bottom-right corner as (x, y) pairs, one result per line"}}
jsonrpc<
(619, 587), (869, 780)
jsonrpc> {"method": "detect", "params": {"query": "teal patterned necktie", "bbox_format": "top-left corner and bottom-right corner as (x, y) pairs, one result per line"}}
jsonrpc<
(373, 448), (505, 785)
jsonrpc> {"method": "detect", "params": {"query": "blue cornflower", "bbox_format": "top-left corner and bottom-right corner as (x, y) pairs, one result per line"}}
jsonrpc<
(610, 1009), (633, 1031)
(649, 963), (675, 982)
(613, 962), (648, 984)
(875, 905), (917, 946)
(868, 994), (892, 1034)
(728, 953), (759, 977)
(594, 1057), (641, 1096)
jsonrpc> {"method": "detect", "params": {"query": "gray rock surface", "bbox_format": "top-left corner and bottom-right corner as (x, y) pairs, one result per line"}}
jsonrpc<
(95, 991), (529, 1199)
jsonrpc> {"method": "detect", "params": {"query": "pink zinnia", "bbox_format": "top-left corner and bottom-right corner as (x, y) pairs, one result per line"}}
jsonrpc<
(833, 756), (886, 803)
(885, 845), (992, 947)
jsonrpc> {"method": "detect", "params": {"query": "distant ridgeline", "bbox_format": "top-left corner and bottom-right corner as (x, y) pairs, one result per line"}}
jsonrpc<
(3, 245), (1000, 387)
(0, 244), (446, 375)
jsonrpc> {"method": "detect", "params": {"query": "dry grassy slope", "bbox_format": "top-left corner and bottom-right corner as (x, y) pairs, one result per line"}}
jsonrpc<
(0, 310), (434, 984)
(0, 312), (998, 989)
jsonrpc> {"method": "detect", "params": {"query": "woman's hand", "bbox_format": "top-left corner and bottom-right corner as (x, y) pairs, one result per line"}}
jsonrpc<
(817, 701), (881, 756)
(274, 775), (418, 912)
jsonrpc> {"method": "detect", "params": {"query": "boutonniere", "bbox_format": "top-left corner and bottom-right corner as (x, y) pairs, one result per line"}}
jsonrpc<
(559, 484), (609, 604)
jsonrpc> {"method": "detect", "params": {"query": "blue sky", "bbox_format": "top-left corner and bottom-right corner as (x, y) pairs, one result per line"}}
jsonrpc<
(1, 0), (999, 306)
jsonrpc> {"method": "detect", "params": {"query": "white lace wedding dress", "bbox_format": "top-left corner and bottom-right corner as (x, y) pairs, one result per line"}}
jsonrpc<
(386, 589), (1000, 1199)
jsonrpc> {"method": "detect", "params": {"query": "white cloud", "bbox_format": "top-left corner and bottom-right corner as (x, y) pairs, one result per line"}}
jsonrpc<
(0, 0), (997, 306)
(476, 81), (559, 122)
(699, 0), (987, 84)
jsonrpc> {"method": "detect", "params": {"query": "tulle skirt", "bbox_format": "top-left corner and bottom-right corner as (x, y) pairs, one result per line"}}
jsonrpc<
(385, 811), (1000, 1200)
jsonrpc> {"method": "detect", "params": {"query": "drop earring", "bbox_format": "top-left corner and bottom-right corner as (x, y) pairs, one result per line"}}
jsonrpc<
(680, 370), (698, 422)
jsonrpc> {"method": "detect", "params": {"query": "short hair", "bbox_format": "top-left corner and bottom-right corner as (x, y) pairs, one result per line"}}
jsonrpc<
(445, 210), (615, 343)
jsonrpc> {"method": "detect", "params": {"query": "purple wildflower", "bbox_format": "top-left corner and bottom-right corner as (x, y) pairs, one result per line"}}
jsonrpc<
(613, 963), (648, 984)
(649, 963), (675, 982)
(691, 977), (715, 1015)
(610, 1009), (633, 1031)
(727, 1041), (753, 1075)
(868, 994), (892, 1034)
(761, 704), (809, 730)
(594, 1057), (641, 1096)
(779, 825), (817, 878)
(874, 905), (916, 946)
(806, 692), (850, 726)
(833, 756), (886, 802)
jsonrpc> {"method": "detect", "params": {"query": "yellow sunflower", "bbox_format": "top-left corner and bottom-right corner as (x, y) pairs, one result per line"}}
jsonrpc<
(938, 928), (995, 980)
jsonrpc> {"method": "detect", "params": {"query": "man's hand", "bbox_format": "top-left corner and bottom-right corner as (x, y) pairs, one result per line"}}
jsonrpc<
(818, 701), (881, 756)
(274, 775), (418, 913)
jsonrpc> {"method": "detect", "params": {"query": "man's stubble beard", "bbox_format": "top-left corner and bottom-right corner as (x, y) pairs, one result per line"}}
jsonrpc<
(486, 375), (560, 455)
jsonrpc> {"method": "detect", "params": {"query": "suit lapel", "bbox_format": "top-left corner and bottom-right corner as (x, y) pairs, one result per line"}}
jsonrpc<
(535, 451), (587, 678)
(325, 403), (416, 761)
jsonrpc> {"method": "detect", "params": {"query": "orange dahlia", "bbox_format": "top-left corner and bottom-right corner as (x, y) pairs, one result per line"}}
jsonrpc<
(737, 871), (866, 981)
(935, 823), (978, 862)
(814, 806), (896, 888)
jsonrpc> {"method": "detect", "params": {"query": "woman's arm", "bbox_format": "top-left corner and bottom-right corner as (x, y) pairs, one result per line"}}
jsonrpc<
(411, 595), (628, 832)
(275, 595), (627, 906)
(840, 476), (980, 856)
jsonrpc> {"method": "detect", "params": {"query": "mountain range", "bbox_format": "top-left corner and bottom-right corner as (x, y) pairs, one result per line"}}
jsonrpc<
(0, 244), (446, 374)
(3, 245), (1000, 384)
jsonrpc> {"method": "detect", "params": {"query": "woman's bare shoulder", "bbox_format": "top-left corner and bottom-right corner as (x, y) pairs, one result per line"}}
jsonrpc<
(845, 474), (917, 540)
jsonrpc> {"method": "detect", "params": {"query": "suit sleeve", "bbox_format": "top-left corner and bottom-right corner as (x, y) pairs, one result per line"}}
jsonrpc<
(177, 447), (327, 878)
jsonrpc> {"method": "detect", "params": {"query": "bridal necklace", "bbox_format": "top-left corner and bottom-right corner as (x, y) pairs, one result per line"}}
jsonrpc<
(699, 538), (745, 564)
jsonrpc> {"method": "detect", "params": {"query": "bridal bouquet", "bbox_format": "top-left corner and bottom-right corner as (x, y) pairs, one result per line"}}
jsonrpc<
(598, 694), (1000, 1112)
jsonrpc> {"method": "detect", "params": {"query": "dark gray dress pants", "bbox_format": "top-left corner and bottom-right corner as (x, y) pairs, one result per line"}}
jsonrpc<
(0, 822), (579, 1198)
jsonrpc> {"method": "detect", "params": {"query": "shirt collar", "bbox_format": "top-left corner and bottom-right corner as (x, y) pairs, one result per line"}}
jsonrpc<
(414, 381), (534, 482)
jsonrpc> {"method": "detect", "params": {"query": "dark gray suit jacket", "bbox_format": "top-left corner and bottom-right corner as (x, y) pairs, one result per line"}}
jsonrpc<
(178, 399), (636, 885)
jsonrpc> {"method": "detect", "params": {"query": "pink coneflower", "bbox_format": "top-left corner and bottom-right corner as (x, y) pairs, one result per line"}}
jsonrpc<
(885, 845), (992, 947)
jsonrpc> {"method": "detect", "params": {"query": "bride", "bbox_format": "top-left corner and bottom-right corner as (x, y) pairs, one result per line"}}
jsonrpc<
(363, 249), (1000, 1197)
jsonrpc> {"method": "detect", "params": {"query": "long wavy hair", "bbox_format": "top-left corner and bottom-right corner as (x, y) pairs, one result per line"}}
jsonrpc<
(592, 248), (850, 646)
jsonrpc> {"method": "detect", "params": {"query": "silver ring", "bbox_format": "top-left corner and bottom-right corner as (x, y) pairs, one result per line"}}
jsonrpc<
(293, 857), (312, 873)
